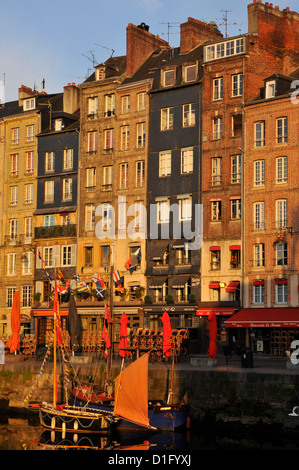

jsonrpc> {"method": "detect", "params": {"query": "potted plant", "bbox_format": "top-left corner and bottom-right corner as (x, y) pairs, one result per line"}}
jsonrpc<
(188, 293), (196, 303)
(135, 286), (145, 299)
(144, 294), (152, 304)
(166, 294), (174, 304)
(33, 292), (41, 307)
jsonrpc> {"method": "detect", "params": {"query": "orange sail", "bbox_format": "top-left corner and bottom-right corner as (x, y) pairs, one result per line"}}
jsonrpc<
(114, 353), (150, 428)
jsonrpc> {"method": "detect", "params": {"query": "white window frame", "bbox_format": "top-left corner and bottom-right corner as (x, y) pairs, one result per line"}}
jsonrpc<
(104, 129), (114, 151)
(121, 95), (130, 114)
(22, 285), (32, 307)
(163, 69), (175, 87)
(231, 198), (241, 219)
(87, 97), (98, 119)
(61, 245), (76, 266)
(231, 154), (241, 183)
(276, 199), (287, 228)
(23, 98), (35, 110)
(12, 128), (19, 144)
(213, 77), (223, 100)
(9, 219), (17, 240)
(44, 180), (54, 203)
(63, 148), (73, 170)
(254, 202), (265, 231)
(7, 287), (16, 308)
(204, 37), (245, 62)
(275, 283), (288, 304)
(25, 151), (34, 173)
(25, 183), (33, 204)
(11, 154), (18, 176)
(22, 253), (33, 275)
(253, 284), (264, 304)
(120, 125), (129, 150)
(7, 253), (17, 275)
(211, 200), (222, 221)
(212, 157), (222, 185)
(254, 121), (265, 147)
(178, 195), (192, 221)
(26, 124), (35, 142)
(181, 147), (193, 174)
(213, 117), (222, 140)
(276, 117), (288, 144)
(45, 152), (55, 172)
(62, 178), (72, 201)
(104, 94), (115, 117)
(136, 123), (145, 148)
(85, 204), (95, 231)
(183, 103), (196, 127)
(276, 156), (287, 184)
(102, 166), (113, 190)
(136, 160), (145, 187)
(10, 185), (18, 206)
(265, 80), (276, 99)
(87, 131), (97, 153)
(119, 163), (128, 189)
(161, 108), (174, 131)
(254, 160), (265, 187)
(86, 168), (96, 191)
(276, 242), (287, 266)
(159, 151), (171, 177)
(184, 64), (197, 82)
(157, 198), (170, 224)
(232, 74), (243, 96)
(137, 92), (146, 111)
(254, 243), (265, 267)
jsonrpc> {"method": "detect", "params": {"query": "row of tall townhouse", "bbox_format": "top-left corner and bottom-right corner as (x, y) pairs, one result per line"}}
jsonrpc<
(0, 1), (298, 355)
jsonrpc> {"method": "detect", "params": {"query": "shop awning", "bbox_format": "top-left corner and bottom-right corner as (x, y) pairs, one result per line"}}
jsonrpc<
(209, 282), (220, 289)
(226, 281), (240, 293)
(171, 276), (190, 288)
(150, 240), (169, 260)
(225, 308), (299, 328)
(196, 307), (237, 316)
(148, 277), (167, 289)
(31, 309), (69, 317)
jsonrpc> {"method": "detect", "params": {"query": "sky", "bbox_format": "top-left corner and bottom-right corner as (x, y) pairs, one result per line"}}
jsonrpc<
(0, 0), (298, 102)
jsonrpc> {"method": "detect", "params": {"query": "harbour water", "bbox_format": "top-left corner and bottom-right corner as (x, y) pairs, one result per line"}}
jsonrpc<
(1, 406), (299, 451)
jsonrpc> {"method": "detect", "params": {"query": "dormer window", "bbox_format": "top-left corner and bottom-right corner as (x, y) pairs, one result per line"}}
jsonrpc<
(265, 80), (276, 99)
(96, 65), (106, 81)
(163, 69), (175, 87)
(23, 98), (35, 111)
(55, 118), (64, 131)
(184, 64), (197, 82)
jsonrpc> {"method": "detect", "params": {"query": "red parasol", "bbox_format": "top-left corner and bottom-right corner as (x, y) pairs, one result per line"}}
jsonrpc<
(7, 291), (21, 353)
(207, 311), (217, 358)
(118, 312), (130, 358)
(162, 311), (172, 357)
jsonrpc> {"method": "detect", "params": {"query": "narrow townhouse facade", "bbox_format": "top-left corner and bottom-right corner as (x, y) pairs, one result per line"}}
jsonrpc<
(198, 0), (299, 348)
(32, 84), (80, 346)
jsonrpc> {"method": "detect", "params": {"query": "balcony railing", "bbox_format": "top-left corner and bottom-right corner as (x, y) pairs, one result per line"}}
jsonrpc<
(35, 224), (76, 238)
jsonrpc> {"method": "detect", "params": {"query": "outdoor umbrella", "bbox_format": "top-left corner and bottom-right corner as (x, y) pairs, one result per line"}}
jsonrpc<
(7, 291), (21, 354)
(162, 311), (172, 357)
(207, 311), (217, 358)
(68, 294), (80, 352)
(118, 312), (130, 357)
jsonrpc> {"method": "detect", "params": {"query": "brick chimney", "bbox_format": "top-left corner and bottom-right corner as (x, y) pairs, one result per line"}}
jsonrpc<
(18, 85), (36, 106)
(126, 22), (169, 77)
(180, 17), (223, 54)
(63, 83), (80, 114)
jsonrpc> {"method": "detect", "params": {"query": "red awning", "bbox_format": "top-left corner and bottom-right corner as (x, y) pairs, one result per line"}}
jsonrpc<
(229, 245), (241, 250)
(209, 283), (220, 289)
(31, 309), (69, 317)
(226, 281), (240, 293)
(253, 280), (264, 286)
(209, 246), (221, 251)
(225, 308), (299, 328)
(196, 307), (237, 316)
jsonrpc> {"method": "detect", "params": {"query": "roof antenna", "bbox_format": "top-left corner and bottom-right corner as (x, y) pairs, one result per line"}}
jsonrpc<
(94, 43), (115, 58)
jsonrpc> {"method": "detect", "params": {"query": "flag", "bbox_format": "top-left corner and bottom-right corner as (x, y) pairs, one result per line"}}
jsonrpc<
(132, 247), (141, 260)
(113, 270), (121, 283)
(92, 273), (101, 283)
(38, 250), (45, 269)
(105, 305), (114, 325)
(54, 270), (63, 346)
(95, 281), (105, 299)
(76, 280), (89, 293)
(58, 268), (64, 281)
(57, 280), (70, 294)
(104, 266), (109, 273)
(125, 258), (131, 269)
(102, 323), (111, 359)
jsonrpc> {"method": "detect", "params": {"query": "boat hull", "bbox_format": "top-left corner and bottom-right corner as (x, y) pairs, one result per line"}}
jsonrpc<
(39, 403), (111, 434)
(70, 393), (188, 432)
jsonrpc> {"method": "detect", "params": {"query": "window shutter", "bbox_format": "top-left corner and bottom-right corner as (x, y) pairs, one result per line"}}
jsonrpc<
(36, 247), (42, 269)
(53, 245), (60, 267)
(71, 244), (77, 266)
(35, 281), (43, 296)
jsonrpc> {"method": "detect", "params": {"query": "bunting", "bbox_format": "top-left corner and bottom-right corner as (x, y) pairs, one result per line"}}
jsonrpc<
(76, 280), (89, 293)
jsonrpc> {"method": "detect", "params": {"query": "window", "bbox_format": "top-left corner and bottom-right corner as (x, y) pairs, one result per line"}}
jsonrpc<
(25, 151), (34, 173)
(213, 77), (223, 100)
(276, 156), (287, 184)
(137, 92), (146, 111)
(61, 214), (70, 226)
(104, 94), (115, 117)
(62, 245), (73, 266)
(12, 128), (19, 144)
(45, 152), (55, 172)
(63, 148), (73, 170)
(101, 245), (110, 267)
(87, 97), (98, 119)
(86, 168), (96, 191)
(120, 125), (129, 150)
(55, 118), (63, 131)
(7, 253), (17, 275)
(275, 282), (288, 304)
(22, 253), (33, 275)
(10, 186), (18, 205)
(178, 195), (192, 221)
(212, 157), (222, 185)
(85, 204), (95, 231)
(62, 178), (72, 201)
(26, 125), (35, 141)
(104, 129), (114, 151)
(184, 64), (197, 82)
(119, 163), (128, 189)
(118, 196), (126, 233)
(45, 215), (54, 227)
(265, 80), (276, 99)
(204, 37), (245, 62)
(136, 160), (145, 187)
(254, 121), (265, 147)
(44, 180), (54, 203)
(100, 203), (113, 231)
(276, 117), (288, 144)
(210, 249), (221, 270)
(102, 166), (113, 190)
(136, 123), (145, 148)
(231, 198), (241, 219)
(157, 198), (170, 223)
(181, 147), (193, 174)
(161, 107), (174, 131)
(87, 131), (97, 153)
(183, 103), (196, 127)
(254, 202), (265, 230)
(84, 246), (93, 267)
(23, 98), (35, 110)
(9, 219), (17, 240)
(253, 284), (264, 304)
(11, 154), (18, 176)
(254, 160), (265, 186)
(276, 199), (287, 228)
(232, 74), (243, 96)
(159, 151), (171, 177)
(25, 183), (33, 204)
(44, 247), (53, 267)
(22, 285), (32, 307)
(211, 201), (221, 221)
(121, 95), (130, 114)
(176, 244), (191, 265)
(213, 117), (222, 139)
(276, 242), (287, 266)
(254, 243), (265, 267)
(7, 287), (16, 308)
(129, 245), (141, 266)
(230, 249), (241, 269)
(163, 69), (175, 87)
(231, 114), (242, 137)
(231, 155), (241, 183)
(24, 217), (33, 240)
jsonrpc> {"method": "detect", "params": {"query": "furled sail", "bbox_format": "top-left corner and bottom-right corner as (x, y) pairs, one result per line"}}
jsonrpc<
(114, 353), (150, 428)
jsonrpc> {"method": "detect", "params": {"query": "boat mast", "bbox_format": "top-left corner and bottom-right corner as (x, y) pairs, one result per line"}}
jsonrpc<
(107, 265), (114, 383)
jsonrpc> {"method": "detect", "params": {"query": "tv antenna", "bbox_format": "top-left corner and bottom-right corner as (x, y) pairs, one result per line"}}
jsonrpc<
(94, 43), (115, 58)
(81, 50), (99, 67)
(207, 10), (242, 38)
(159, 22), (180, 43)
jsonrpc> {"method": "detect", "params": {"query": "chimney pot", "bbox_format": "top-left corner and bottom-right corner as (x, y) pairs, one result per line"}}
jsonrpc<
(275, 5), (279, 9)
(286, 6), (289, 11)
